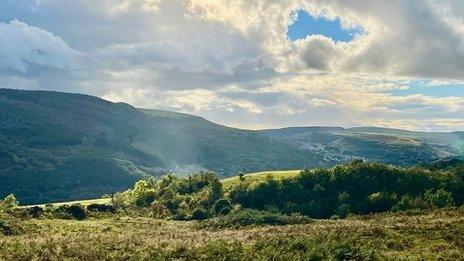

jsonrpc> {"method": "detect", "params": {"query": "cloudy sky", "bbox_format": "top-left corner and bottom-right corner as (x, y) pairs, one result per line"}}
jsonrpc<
(1, 0), (464, 131)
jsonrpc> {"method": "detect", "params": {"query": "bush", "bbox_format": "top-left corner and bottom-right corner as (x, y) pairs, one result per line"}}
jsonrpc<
(87, 204), (116, 213)
(199, 209), (312, 228)
(424, 189), (454, 208)
(0, 194), (19, 212)
(151, 201), (171, 219)
(363, 192), (397, 213)
(393, 189), (454, 211)
(27, 206), (44, 218)
(212, 198), (233, 215)
(53, 205), (87, 220)
(228, 161), (464, 218)
(336, 203), (351, 218)
(191, 207), (209, 220)
(392, 195), (427, 211)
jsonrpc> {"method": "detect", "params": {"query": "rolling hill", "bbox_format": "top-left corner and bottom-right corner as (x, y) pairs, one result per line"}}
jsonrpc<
(1, 88), (463, 204)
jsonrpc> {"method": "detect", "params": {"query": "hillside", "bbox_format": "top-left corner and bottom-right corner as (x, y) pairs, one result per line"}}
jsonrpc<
(1, 89), (463, 204)
(261, 127), (463, 165)
(0, 89), (316, 204)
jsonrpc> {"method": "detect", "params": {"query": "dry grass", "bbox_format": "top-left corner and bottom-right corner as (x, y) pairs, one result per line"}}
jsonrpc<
(1, 208), (463, 260)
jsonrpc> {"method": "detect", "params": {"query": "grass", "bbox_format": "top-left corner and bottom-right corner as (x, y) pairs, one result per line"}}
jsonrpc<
(1, 208), (463, 259)
(221, 170), (301, 189)
(21, 198), (111, 208)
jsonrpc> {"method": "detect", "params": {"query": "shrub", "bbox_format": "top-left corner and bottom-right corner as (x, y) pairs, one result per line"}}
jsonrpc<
(27, 206), (44, 218)
(191, 207), (209, 220)
(212, 198), (233, 215)
(392, 195), (426, 211)
(199, 209), (312, 228)
(424, 189), (454, 208)
(0, 194), (19, 212)
(364, 192), (398, 213)
(151, 201), (171, 219)
(54, 205), (87, 220)
(87, 204), (116, 213)
(336, 203), (351, 218)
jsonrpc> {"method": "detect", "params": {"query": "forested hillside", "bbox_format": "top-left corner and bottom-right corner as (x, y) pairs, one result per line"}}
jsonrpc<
(0, 89), (314, 204)
(1, 89), (463, 204)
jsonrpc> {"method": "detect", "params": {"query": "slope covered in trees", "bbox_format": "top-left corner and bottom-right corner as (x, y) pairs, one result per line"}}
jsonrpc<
(1, 89), (463, 204)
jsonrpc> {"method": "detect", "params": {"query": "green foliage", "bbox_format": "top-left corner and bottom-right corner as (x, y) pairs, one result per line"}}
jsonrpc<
(424, 189), (454, 208)
(212, 198), (233, 215)
(2, 89), (462, 206)
(53, 204), (87, 220)
(228, 162), (464, 218)
(0, 89), (322, 205)
(27, 206), (44, 218)
(115, 172), (222, 220)
(199, 209), (312, 228)
(0, 194), (19, 212)
(86, 204), (116, 213)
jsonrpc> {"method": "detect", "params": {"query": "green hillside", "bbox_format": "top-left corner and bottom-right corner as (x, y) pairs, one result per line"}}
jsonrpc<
(0, 89), (316, 204)
(1, 89), (463, 204)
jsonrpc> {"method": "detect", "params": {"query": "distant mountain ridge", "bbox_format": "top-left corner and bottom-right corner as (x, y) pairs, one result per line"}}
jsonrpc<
(1, 89), (462, 204)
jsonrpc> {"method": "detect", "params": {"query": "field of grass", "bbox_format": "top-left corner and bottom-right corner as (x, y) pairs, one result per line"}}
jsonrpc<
(1, 208), (463, 260)
(221, 170), (301, 189)
(21, 198), (111, 208)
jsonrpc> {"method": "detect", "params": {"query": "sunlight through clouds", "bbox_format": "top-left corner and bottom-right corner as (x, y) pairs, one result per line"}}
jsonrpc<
(0, 0), (463, 130)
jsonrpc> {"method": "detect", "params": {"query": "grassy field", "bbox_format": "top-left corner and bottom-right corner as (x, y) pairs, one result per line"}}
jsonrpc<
(21, 198), (111, 208)
(221, 170), (301, 189)
(1, 208), (463, 260)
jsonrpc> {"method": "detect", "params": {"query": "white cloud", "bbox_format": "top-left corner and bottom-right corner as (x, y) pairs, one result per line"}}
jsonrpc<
(0, 0), (463, 131)
(0, 20), (79, 73)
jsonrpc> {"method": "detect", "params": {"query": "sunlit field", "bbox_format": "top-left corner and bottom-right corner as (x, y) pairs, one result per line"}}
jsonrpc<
(1, 208), (463, 260)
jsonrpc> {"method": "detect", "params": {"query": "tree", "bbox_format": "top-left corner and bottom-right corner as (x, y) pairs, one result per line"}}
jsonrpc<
(1, 194), (19, 212)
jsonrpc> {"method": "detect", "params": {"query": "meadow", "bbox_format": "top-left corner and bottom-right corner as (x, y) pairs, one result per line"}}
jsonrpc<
(2, 161), (464, 260)
(1, 207), (463, 260)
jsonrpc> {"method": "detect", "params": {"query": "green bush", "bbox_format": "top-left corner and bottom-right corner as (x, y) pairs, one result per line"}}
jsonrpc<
(191, 207), (209, 220)
(114, 172), (222, 219)
(199, 209), (312, 228)
(212, 198), (233, 215)
(27, 206), (44, 218)
(87, 204), (116, 213)
(53, 205), (87, 220)
(0, 194), (19, 212)
(424, 189), (454, 208)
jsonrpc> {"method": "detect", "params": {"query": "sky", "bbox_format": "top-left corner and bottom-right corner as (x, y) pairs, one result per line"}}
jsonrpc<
(0, 0), (464, 131)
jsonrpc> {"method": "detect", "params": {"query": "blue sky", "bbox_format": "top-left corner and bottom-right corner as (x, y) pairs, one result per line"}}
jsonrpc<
(287, 10), (362, 42)
(392, 81), (464, 98)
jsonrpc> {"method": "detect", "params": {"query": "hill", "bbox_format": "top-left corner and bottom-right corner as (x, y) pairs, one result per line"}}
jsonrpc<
(1, 88), (463, 204)
(261, 127), (463, 165)
(0, 89), (316, 204)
